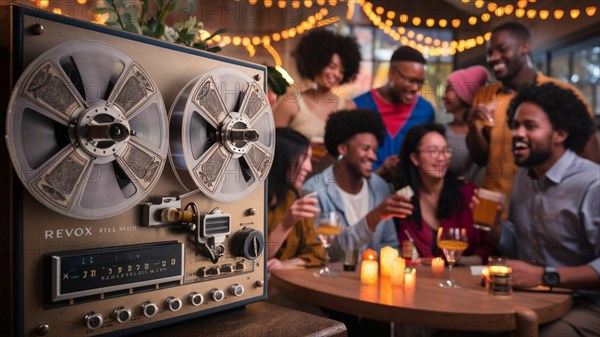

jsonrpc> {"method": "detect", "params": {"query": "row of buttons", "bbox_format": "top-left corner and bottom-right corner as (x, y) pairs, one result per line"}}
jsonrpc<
(83, 284), (245, 330)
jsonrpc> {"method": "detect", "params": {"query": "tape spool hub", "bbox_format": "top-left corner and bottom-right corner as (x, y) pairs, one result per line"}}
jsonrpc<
(5, 40), (168, 219)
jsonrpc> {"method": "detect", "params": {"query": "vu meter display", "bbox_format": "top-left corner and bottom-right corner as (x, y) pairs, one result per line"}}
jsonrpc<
(50, 242), (184, 301)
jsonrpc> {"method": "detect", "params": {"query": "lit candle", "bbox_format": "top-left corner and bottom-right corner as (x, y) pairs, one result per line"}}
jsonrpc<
(380, 246), (399, 277)
(431, 257), (445, 275)
(362, 248), (377, 261)
(481, 267), (490, 287)
(390, 257), (406, 286)
(360, 260), (379, 285)
(404, 268), (416, 290)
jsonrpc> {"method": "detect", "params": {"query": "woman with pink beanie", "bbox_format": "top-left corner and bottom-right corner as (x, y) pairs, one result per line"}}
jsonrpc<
(442, 65), (489, 182)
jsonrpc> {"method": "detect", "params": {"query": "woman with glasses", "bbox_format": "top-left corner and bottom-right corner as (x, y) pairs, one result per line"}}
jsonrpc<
(393, 123), (497, 265)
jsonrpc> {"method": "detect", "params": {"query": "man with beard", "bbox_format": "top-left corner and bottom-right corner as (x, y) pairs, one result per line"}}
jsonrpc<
(302, 109), (413, 255)
(354, 46), (435, 182)
(467, 22), (600, 219)
(494, 83), (599, 337)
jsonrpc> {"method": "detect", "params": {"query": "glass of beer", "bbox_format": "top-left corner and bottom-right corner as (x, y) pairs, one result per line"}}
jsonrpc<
(314, 211), (342, 277)
(473, 189), (505, 231)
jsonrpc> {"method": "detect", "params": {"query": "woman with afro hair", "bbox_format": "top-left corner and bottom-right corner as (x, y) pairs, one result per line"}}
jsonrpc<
(273, 29), (361, 169)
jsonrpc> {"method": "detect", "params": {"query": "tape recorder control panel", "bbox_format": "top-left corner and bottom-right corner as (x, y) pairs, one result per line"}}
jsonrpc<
(1, 5), (273, 337)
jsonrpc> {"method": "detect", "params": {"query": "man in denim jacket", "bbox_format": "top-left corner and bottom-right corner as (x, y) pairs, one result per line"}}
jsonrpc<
(302, 109), (413, 257)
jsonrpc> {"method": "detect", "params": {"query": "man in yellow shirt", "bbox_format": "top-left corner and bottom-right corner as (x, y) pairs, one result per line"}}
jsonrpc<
(467, 22), (600, 218)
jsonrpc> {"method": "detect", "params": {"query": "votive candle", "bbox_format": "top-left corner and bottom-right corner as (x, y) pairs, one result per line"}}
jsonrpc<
(380, 246), (399, 277)
(360, 260), (379, 285)
(362, 248), (377, 261)
(404, 268), (416, 290)
(390, 257), (406, 286)
(431, 257), (445, 275)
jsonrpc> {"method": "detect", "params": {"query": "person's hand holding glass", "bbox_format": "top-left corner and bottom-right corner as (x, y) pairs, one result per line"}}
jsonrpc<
(437, 227), (468, 288)
(314, 211), (342, 277)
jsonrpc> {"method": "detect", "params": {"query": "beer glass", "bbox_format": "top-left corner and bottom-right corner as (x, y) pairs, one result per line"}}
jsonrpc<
(473, 189), (505, 231)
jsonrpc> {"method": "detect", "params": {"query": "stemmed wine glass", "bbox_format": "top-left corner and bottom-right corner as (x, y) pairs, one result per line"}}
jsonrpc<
(437, 227), (468, 288)
(314, 211), (342, 277)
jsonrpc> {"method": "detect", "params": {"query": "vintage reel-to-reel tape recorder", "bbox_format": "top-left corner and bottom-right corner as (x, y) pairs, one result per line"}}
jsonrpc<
(1, 5), (274, 336)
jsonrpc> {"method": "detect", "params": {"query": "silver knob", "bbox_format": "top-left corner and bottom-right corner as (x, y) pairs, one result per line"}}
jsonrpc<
(111, 307), (132, 323)
(141, 301), (158, 317)
(210, 288), (225, 302)
(189, 292), (204, 306)
(229, 284), (245, 297)
(83, 312), (103, 330)
(166, 296), (182, 312)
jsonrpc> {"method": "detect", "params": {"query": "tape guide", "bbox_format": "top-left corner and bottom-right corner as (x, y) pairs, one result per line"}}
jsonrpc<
(1, 5), (273, 337)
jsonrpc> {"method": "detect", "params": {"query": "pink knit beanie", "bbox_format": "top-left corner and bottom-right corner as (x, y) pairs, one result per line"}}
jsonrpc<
(447, 65), (489, 105)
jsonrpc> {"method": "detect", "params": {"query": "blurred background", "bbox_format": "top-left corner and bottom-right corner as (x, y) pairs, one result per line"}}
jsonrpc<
(6, 0), (600, 126)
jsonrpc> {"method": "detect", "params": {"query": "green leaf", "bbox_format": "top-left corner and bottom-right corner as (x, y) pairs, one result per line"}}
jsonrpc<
(205, 28), (226, 42)
(267, 66), (290, 96)
(92, 8), (115, 15)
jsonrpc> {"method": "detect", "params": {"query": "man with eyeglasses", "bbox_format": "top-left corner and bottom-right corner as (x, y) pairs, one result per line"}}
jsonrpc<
(354, 46), (435, 182)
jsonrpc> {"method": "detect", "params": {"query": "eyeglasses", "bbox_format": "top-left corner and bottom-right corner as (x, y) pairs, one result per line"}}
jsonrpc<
(417, 147), (453, 158)
(391, 65), (426, 89)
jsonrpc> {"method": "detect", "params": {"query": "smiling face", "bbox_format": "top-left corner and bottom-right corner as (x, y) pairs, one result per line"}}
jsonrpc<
(442, 85), (467, 114)
(388, 61), (425, 105)
(486, 30), (529, 83)
(338, 132), (378, 179)
(510, 101), (565, 171)
(314, 53), (344, 91)
(410, 131), (451, 182)
(290, 146), (313, 190)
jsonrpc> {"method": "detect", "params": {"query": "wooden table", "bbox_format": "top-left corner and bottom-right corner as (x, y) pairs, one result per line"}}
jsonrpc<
(131, 301), (347, 337)
(270, 264), (572, 337)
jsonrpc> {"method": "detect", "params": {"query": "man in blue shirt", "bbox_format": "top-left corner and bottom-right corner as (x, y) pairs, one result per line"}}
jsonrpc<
(354, 46), (434, 181)
(495, 83), (599, 336)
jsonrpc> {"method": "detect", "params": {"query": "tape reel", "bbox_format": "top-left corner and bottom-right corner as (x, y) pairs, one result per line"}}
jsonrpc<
(5, 40), (169, 219)
(168, 67), (275, 202)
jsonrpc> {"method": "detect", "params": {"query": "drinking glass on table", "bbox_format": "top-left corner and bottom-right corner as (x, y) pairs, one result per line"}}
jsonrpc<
(437, 227), (468, 288)
(473, 189), (505, 231)
(314, 211), (342, 277)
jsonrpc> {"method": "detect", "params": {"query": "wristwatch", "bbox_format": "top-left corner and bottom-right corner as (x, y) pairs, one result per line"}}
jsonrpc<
(542, 266), (560, 287)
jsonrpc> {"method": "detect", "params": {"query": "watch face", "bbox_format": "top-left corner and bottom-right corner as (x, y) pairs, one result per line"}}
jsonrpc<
(544, 272), (560, 286)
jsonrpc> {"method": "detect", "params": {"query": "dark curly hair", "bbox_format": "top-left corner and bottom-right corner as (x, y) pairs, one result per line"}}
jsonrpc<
(324, 109), (385, 157)
(393, 123), (465, 230)
(268, 128), (310, 210)
(293, 29), (361, 85)
(507, 82), (593, 152)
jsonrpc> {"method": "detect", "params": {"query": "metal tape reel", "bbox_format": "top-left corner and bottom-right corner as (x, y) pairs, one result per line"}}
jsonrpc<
(6, 40), (169, 219)
(169, 67), (275, 202)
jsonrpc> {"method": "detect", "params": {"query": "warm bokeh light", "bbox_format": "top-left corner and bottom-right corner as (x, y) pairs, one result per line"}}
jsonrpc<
(426, 18), (435, 27)
(481, 13), (491, 22)
(586, 6), (597, 16)
(52, 7), (62, 15)
(304, 0), (313, 8)
(527, 9), (536, 19)
(570, 9), (580, 19)
(554, 10), (564, 19)
(474, 0), (484, 8)
(264, 0), (273, 7)
(487, 2), (497, 12)
(494, 7), (504, 17)
(232, 36), (242, 46)
(452, 19), (461, 28)
(412, 17), (421, 26)
(76, 0), (87, 4)
(504, 5), (514, 15)
(399, 14), (409, 23)
(468, 16), (477, 25)
(278, 1), (286, 9)
(375, 6), (384, 15)
(517, 0), (528, 9)
(292, 1), (300, 9)
(438, 19), (447, 28)
(272, 32), (281, 41)
(252, 36), (261, 45)
(387, 11), (395, 19)
(539, 10), (549, 20)
(242, 37), (251, 46)
(516, 8), (525, 18)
